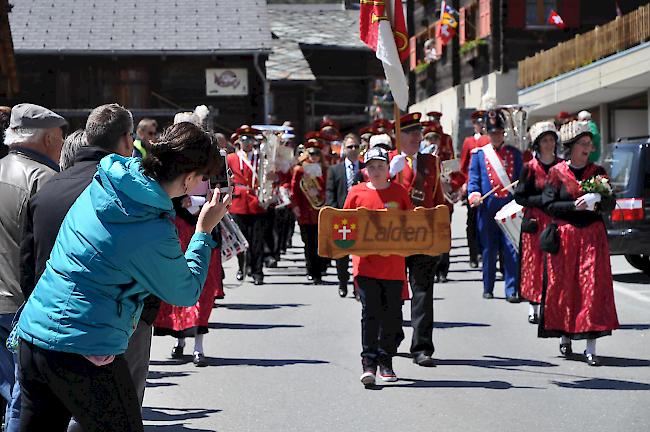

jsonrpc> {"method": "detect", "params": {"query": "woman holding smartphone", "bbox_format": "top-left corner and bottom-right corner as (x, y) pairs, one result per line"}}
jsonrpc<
(16, 122), (231, 431)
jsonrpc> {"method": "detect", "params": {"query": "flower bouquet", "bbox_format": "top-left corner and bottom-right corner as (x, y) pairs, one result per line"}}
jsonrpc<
(579, 175), (612, 196)
(579, 175), (612, 210)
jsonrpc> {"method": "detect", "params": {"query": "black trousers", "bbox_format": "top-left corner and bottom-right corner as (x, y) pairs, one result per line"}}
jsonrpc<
(19, 342), (142, 432)
(232, 213), (265, 278)
(357, 276), (403, 363)
(466, 202), (480, 263)
(299, 224), (328, 278)
(435, 253), (450, 277)
(407, 254), (440, 356)
(262, 207), (276, 261)
(335, 256), (350, 284)
(273, 207), (292, 258)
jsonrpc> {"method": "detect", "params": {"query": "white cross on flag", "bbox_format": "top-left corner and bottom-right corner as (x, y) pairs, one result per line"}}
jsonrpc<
(548, 10), (566, 29)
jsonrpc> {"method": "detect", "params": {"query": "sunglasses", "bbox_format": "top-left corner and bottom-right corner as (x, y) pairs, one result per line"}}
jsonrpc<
(346, 145), (360, 149)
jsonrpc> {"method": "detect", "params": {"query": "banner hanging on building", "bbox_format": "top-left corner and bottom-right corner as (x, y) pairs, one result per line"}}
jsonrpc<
(205, 69), (249, 96)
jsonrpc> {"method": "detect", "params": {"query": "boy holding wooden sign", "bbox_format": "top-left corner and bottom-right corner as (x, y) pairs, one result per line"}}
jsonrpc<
(343, 147), (412, 386)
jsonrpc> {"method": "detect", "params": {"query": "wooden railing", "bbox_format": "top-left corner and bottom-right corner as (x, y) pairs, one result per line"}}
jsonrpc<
(518, 4), (650, 89)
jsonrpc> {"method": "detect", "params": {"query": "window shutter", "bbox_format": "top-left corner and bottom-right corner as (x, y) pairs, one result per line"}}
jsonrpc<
(506, 0), (526, 28)
(559, 0), (581, 28)
(478, 0), (491, 38)
(460, 7), (466, 44)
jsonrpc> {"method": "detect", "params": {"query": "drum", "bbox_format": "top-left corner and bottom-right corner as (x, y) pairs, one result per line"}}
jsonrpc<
(220, 214), (249, 262)
(494, 200), (524, 250)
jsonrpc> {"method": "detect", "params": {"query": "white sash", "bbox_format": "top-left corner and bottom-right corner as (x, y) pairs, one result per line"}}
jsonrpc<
(482, 144), (512, 194)
(237, 150), (257, 187)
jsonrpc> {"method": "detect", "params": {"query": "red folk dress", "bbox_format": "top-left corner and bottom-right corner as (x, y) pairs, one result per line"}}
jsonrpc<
(154, 213), (223, 338)
(513, 157), (558, 304)
(539, 161), (619, 340)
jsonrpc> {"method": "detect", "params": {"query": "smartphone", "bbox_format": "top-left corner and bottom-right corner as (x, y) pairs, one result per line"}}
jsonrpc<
(209, 149), (231, 193)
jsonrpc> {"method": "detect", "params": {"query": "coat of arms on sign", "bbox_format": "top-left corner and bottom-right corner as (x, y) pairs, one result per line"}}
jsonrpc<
(333, 217), (358, 249)
(205, 69), (249, 96)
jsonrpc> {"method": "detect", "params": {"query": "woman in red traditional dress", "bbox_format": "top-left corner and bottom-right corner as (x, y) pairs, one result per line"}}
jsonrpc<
(540, 120), (619, 366)
(514, 121), (560, 324)
(154, 192), (224, 367)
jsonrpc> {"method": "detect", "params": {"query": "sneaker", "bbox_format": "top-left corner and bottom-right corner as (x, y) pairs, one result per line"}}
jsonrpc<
(378, 360), (398, 382)
(360, 369), (376, 386)
(482, 292), (494, 299)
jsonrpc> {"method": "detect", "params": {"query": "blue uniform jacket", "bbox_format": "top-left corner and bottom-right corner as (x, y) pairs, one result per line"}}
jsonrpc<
(467, 145), (523, 217)
(17, 155), (216, 355)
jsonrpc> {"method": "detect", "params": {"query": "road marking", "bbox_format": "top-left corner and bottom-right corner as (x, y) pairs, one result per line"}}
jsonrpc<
(613, 282), (650, 303)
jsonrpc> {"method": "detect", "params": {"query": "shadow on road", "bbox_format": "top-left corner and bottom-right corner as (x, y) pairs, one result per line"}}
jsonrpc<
(612, 272), (650, 284)
(552, 378), (650, 390)
(618, 324), (650, 330)
(217, 303), (307, 311)
(143, 407), (220, 422)
(401, 320), (489, 329)
(207, 322), (302, 330)
(145, 371), (192, 388)
(435, 355), (558, 370)
(150, 357), (329, 368)
(373, 378), (538, 390)
(144, 426), (214, 432)
(563, 353), (650, 367)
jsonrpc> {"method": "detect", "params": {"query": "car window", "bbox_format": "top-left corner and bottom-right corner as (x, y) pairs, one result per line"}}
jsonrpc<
(602, 145), (637, 195)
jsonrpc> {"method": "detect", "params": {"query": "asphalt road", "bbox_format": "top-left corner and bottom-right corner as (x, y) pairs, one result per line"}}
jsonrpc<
(143, 205), (650, 432)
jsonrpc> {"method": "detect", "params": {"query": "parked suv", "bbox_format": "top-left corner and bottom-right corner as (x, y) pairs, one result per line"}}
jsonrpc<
(602, 136), (650, 275)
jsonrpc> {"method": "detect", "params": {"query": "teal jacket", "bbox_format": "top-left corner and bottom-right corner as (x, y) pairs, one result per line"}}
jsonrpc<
(17, 155), (216, 355)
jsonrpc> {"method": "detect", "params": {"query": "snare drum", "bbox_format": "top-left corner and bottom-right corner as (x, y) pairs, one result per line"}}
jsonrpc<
(220, 214), (249, 262)
(494, 200), (524, 250)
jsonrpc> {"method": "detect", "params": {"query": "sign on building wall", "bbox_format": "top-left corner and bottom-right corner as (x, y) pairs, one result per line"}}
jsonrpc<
(205, 68), (248, 96)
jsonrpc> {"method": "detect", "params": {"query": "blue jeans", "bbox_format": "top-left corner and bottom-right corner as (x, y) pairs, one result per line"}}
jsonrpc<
(477, 211), (519, 297)
(0, 313), (20, 432)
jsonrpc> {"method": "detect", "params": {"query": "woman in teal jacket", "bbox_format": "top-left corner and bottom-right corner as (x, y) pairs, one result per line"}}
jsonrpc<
(16, 122), (231, 432)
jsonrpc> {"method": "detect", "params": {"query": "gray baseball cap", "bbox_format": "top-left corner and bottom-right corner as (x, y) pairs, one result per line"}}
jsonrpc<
(9, 103), (67, 129)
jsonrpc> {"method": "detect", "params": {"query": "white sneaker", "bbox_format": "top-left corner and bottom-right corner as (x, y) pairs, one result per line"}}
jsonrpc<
(360, 370), (376, 386)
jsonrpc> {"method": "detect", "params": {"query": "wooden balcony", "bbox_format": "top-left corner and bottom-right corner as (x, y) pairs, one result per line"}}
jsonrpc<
(518, 4), (650, 89)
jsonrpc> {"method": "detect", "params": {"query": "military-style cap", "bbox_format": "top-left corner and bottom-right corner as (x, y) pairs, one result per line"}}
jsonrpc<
(398, 112), (423, 132)
(423, 124), (442, 137)
(373, 118), (393, 132)
(484, 110), (506, 133)
(369, 133), (393, 150)
(359, 126), (377, 137)
(305, 131), (326, 143)
(320, 118), (340, 131)
(9, 103), (67, 129)
(426, 111), (443, 120)
(471, 110), (486, 122)
(235, 125), (260, 138)
(364, 146), (389, 163)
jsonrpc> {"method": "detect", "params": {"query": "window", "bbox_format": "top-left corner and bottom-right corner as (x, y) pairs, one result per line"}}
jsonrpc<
(525, 0), (557, 28)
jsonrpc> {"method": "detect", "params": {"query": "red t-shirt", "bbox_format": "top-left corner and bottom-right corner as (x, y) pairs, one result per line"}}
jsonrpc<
(343, 182), (413, 281)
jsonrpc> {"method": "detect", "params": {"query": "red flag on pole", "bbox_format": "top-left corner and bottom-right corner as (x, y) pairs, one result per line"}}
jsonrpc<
(548, 10), (566, 29)
(359, 0), (410, 109)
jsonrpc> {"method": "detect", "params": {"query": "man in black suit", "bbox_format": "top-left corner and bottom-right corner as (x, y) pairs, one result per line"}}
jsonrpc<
(325, 133), (363, 297)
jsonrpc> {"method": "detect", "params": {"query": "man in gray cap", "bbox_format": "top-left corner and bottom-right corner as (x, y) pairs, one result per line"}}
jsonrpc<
(0, 102), (66, 431)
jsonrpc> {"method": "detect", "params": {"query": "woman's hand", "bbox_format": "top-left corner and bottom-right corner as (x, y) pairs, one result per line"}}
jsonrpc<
(196, 189), (232, 234)
(574, 197), (588, 210)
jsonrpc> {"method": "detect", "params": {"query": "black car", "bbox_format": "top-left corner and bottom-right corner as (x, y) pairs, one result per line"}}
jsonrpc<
(602, 136), (650, 275)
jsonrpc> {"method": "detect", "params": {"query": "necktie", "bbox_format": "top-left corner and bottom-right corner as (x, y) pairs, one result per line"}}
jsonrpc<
(406, 155), (413, 169)
(347, 163), (355, 190)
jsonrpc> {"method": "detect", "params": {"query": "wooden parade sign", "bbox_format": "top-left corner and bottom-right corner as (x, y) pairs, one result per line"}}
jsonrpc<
(318, 206), (451, 259)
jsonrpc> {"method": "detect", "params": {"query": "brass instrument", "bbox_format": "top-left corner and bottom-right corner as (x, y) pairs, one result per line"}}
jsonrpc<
(257, 132), (280, 209)
(499, 104), (530, 151)
(300, 163), (325, 209)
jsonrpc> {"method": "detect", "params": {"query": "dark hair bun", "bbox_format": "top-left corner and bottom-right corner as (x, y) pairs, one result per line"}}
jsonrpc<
(142, 122), (218, 183)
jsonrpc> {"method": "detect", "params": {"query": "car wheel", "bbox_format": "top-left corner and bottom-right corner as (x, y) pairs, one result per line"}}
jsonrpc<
(624, 254), (650, 276)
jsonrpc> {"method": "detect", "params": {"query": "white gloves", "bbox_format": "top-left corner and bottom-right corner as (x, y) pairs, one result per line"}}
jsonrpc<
(389, 154), (407, 177)
(578, 192), (602, 211)
(468, 192), (482, 207)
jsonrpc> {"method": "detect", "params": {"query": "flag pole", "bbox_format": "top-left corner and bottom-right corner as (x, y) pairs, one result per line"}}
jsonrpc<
(394, 102), (402, 183)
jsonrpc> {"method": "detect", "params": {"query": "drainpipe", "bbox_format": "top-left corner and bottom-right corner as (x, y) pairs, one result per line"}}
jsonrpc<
(254, 52), (270, 123)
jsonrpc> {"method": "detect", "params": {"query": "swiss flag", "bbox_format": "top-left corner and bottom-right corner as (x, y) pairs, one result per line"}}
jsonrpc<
(548, 10), (566, 29)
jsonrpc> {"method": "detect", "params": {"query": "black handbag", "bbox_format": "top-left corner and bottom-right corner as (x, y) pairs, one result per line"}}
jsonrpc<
(521, 217), (539, 234)
(539, 222), (560, 254)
